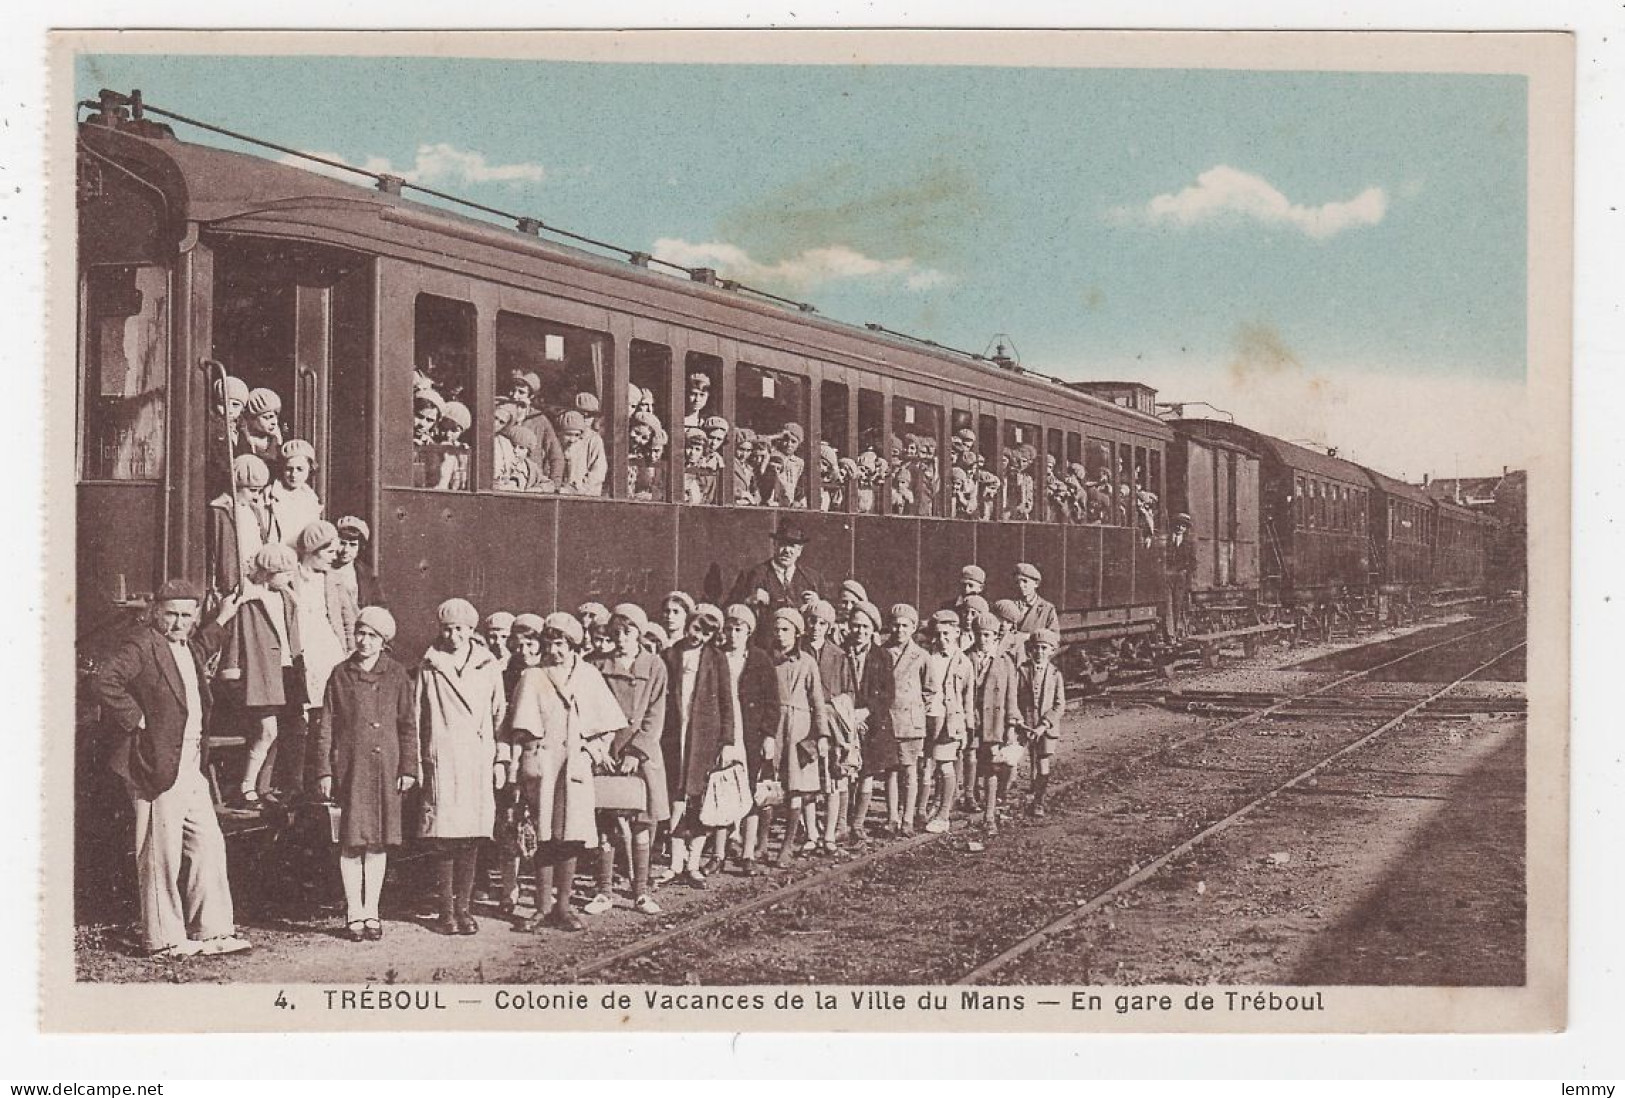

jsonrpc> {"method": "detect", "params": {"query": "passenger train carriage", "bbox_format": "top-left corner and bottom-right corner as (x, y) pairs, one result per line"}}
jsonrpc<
(75, 93), (1172, 665)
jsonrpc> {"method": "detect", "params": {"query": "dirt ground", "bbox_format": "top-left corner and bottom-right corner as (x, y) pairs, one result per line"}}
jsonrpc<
(74, 614), (1526, 987)
(1001, 717), (1524, 986)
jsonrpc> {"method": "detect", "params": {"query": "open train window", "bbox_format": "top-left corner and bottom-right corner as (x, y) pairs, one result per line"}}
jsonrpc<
(855, 388), (885, 515)
(892, 398), (943, 517)
(1042, 428), (1064, 523)
(411, 294), (476, 492)
(681, 351), (725, 505)
(735, 362), (807, 508)
(976, 413), (1000, 519)
(818, 380), (851, 512)
(494, 311), (611, 496)
(628, 340), (671, 502)
(1082, 439), (1113, 525)
(948, 410), (977, 519)
(80, 264), (168, 481)
(1001, 420), (1039, 521)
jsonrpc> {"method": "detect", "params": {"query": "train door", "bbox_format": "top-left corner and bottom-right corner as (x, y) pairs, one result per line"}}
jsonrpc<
(1233, 451), (1262, 587)
(210, 236), (375, 530)
(76, 137), (188, 636)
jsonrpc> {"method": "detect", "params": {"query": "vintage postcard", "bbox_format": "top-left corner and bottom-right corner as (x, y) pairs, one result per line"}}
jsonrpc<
(43, 29), (1571, 1033)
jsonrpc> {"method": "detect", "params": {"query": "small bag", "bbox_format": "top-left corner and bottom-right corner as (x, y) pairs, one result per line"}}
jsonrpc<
(699, 763), (752, 827)
(753, 777), (785, 809)
(593, 773), (648, 813)
(993, 742), (1027, 769)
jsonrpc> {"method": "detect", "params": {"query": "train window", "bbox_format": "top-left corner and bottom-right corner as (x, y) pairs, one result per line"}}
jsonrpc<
(1083, 439), (1113, 525)
(681, 351), (724, 506)
(628, 340), (671, 502)
(819, 380), (851, 512)
(856, 388), (885, 514)
(948, 410), (976, 519)
(1294, 476), (1305, 530)
(1002, 420), (1039, 521)
(682, 352), (720, 430)
(891, 398), (944, 517)
(1042, 428), (1064, 523)
(494, 311), (611, 496)
(735, 362), (808, 508)
(1149, 450), (1165, 527)
(80, 265), (169, 481)
(975, 414), (1001, 519)
(411, 294), (476, 491)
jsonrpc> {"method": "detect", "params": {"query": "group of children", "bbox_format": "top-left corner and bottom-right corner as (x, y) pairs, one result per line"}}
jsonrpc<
(374, 560), (1070, 937)
(395, 355), (1159, 546)
(411, 367), (608, 496)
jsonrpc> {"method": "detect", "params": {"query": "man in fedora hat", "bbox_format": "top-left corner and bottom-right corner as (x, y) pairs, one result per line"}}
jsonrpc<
(93, 579), (254, 958)
(727, 522), (826, 619)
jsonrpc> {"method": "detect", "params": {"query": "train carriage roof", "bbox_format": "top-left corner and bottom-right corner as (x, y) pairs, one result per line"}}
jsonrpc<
(79, 119), (1172, 440)
(1360, 465), (1436, 506)
(1171, 419), (1373, 486)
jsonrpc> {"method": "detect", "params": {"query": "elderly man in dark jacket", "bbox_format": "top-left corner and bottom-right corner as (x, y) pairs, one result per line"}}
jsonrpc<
(726, 523), (826, 626)
(92, 579), (253, 958)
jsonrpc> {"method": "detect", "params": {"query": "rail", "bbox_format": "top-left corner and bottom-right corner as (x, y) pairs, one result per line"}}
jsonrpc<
(954, 635), (1526, 984)
(560, 615), (1523, 981)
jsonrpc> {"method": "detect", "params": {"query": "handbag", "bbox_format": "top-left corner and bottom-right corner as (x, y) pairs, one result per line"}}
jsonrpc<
(593, 773), (648, 813)
(700, 763), (752, 827)
(993, 742), (1027, 769)
(753, 777), (785, 809)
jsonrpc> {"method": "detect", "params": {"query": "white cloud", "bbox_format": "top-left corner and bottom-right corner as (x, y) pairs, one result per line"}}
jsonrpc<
(276, 144), (544, 188)
(1119, 166), (1387, 240)
(650, 238), (949, 293)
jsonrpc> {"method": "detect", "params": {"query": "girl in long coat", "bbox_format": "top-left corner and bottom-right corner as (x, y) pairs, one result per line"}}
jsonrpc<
(844, 601), (896, 840)
(220, 542), (302, 807)
(417, 598), (507, 935)
(762, 607), (829, 866)
(587, 603), (669, 915)
(803, 600), (855, 853)
(724, 604), (777, 875)
(315, 607), (418, 941)
(660, 605), (735, 886)
(505, 612), (627, 932)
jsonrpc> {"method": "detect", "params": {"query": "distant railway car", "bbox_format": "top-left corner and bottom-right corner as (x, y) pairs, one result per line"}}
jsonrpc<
(1168, 420), (1374, 634)
(1431, 497), (1496, 596)
(1164, 424), (1263, 635)
(74, 94), (1172, 666)
(1362, 467), (1435, 615)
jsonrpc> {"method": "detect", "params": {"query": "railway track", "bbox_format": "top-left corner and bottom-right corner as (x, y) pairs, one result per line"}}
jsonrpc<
(954, 634), (1526, 984)
(562, 614), (1525, 983)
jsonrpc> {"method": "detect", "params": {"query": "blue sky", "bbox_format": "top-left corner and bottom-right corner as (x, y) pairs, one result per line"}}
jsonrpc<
(75, 54), (1530, 475)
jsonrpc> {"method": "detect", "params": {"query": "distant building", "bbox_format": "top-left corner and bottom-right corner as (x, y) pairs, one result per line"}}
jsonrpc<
(1422, 467), (1526, 593)
(1421, 467), (1526, 527)
(1065, 381), (1159, 416)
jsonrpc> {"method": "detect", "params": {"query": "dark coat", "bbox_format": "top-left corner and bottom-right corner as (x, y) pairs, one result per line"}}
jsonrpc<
(315, 652), (419, 847)
(590, 649), (672, 824)
(846, 642), (898, 774)
(736, 647), (780, 782)
(1016, 659), (1066, 753)
(205, 495), (241, 597)
(661, 642), (736, 799)
(726, 560), (827, 613)
(219, 593), (302, 710)
(92, 623), (223, 801)
(1015, 596), (1060, 638)
(809, 639), (855, 700)
(970, 648), (1020, 750)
